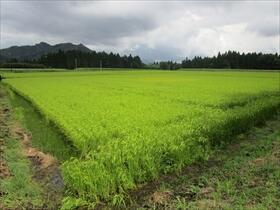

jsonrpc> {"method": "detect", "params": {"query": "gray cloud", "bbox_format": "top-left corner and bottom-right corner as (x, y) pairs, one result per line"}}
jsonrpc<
(2, 1), (157, 46)
(246, 20), (279, 37)
(1, 0), (279, 62)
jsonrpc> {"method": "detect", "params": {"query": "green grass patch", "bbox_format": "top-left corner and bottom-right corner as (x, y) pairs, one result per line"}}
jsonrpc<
(0, 88), (43, 209)
(132, 117), (280, 210)
(0, 138), (43, 209)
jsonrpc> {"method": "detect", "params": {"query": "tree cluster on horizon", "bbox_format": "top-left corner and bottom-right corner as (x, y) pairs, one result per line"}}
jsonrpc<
(39, 50), (143, 69)
(181, 51), (280, 70)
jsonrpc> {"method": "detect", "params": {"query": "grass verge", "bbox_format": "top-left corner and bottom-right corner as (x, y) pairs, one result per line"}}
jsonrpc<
(0, 87), (43, 209)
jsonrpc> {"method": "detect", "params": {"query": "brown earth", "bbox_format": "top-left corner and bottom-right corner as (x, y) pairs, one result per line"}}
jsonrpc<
(0, 95), (11, 179)
(13, 126), (58, 170)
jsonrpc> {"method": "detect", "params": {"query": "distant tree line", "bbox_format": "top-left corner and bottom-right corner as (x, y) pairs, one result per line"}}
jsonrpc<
(1, 50), (279, 70)
(182, 51), (280, 70)
(38, 50), (143, 69)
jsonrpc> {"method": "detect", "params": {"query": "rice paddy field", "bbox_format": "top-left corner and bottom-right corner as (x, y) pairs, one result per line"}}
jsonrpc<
(1, 70), (280, 207)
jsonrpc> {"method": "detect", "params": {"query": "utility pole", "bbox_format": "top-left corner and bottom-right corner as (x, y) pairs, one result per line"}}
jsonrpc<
(75, 58), (77, 70)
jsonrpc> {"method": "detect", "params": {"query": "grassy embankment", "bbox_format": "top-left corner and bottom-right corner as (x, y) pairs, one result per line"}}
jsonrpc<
(0, 87), (43, 209)
(128, 115), (280, 209)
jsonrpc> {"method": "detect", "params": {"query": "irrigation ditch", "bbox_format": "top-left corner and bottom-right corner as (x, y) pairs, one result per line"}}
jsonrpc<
(0, 84), (75, 209)
(3, 83), (78, 161)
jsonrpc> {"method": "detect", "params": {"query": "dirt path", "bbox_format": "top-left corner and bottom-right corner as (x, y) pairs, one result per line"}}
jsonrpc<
(0, 94), (11, 180)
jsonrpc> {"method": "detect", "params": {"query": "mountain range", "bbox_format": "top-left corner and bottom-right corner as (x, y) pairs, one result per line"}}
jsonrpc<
(0, 42), (91, 62)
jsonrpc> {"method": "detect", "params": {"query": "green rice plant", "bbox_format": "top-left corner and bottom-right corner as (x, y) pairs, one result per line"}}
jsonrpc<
(3, 70), (280, 206)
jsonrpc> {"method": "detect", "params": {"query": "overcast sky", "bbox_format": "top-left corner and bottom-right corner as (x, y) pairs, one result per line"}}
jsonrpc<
(0, 0), (279, 62)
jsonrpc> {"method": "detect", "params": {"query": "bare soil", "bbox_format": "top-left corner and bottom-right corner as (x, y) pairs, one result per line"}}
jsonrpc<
(0, 98), (11, 179)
